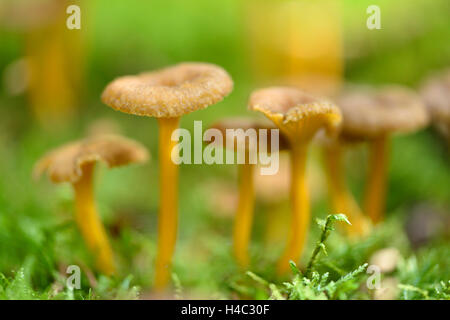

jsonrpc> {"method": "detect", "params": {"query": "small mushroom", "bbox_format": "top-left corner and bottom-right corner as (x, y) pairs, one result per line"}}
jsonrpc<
(102, 63), (233, 288)
(420, 69), (450, 142)
(34, 134), (149, 275)
(337, 85), (429, 224)
(249, 87), (341, 274)
(209, 117), (287, 268)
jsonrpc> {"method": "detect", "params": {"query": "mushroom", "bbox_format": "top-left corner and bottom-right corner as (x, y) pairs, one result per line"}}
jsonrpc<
(101, 63), (233, 288)
(420, 69), (450, 142)
(337, 85), (429, 224)
(0, 0), (82, 127)
(249, 87), (341, 274)
(34, 134), (149, 275)
(209, 117), (287, 268)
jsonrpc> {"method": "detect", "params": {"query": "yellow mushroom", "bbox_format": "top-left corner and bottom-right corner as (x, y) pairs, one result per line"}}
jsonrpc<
(34, 134), (149, 275)
(321, 133), (371, 238)
(0, 0), (83, 128)
(249, 87), (341, 274)
(209, 117), (288, 268)
(101, 63), (233, 289)
(337, 85), (429, 224)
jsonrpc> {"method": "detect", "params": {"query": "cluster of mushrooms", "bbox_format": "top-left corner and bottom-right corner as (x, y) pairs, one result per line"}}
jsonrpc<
(34, 62), (448, 289)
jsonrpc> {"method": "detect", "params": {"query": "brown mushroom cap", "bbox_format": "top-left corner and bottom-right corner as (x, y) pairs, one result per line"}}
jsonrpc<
(420, 69), (450, 124)
(101, 63), (234, 118)
(337, 85), (429, 139)
(208, 117), (289, 153)
(34, 135), (149, 183)
(248, 87), (341, 142)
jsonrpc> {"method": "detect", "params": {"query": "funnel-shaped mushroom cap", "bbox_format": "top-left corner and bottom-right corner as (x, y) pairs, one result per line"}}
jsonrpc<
(338, 85), (429, 139)
(421, 69), (450, 124)
(101, 63), (233, 118)
(34, 135), (149, 183)
(209, 117), (289, 153)
(249, 87), (341, 143)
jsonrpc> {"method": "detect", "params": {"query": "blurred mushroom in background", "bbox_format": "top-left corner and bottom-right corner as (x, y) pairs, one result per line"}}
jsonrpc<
(320, 132), (372, 238)
(204, 180), (239, 219)
(369, 247), (401, 274)
(254, 153), (290, 246)
(405, 203), (450, 249)
(369, 248), (402, 300)
(209, 117), (288, 268)
(0, 0), (86, 128)
(244, 0), (343, 97)
(2, 58), (30, 96)
(255, 151), (326, 246)
(336, 85), (429, 224)
(373, 277), (400, 300)
(420, 68), (450, 145)
(86, 118), (123, 137)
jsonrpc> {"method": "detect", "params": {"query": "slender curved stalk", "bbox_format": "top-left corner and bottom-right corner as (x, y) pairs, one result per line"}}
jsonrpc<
(324, 144), (370, 237)
(277, 144), (309, 274)
(154, 117), (180, 289)
(26, 23), (74, 127)
(364, 135), (389, 224)
(233, 163), (255, 268)
(73, 162), (115, 275)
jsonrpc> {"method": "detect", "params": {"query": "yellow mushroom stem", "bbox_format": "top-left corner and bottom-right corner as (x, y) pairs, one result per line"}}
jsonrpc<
(26, 23), (74, 127)
(364, 135), (389, 224)
(277, 144), (309, 274)
(73, 162), (115, 275)
(154, 117), (180, 289)
(323, 144), (370, 237)
(233, 162), (255, 268)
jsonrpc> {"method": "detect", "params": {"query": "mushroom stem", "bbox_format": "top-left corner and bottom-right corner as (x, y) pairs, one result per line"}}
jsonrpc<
(323, 144), (370, 236)
(155, 117), (180, 289)
(73, 162), (115, 275)
(277, 144), (309, 274)
(233, 162), (255, 268)
(364, 135), (389, 224)
(264, 202), (289, 246)
(26, 24), (74, 127)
